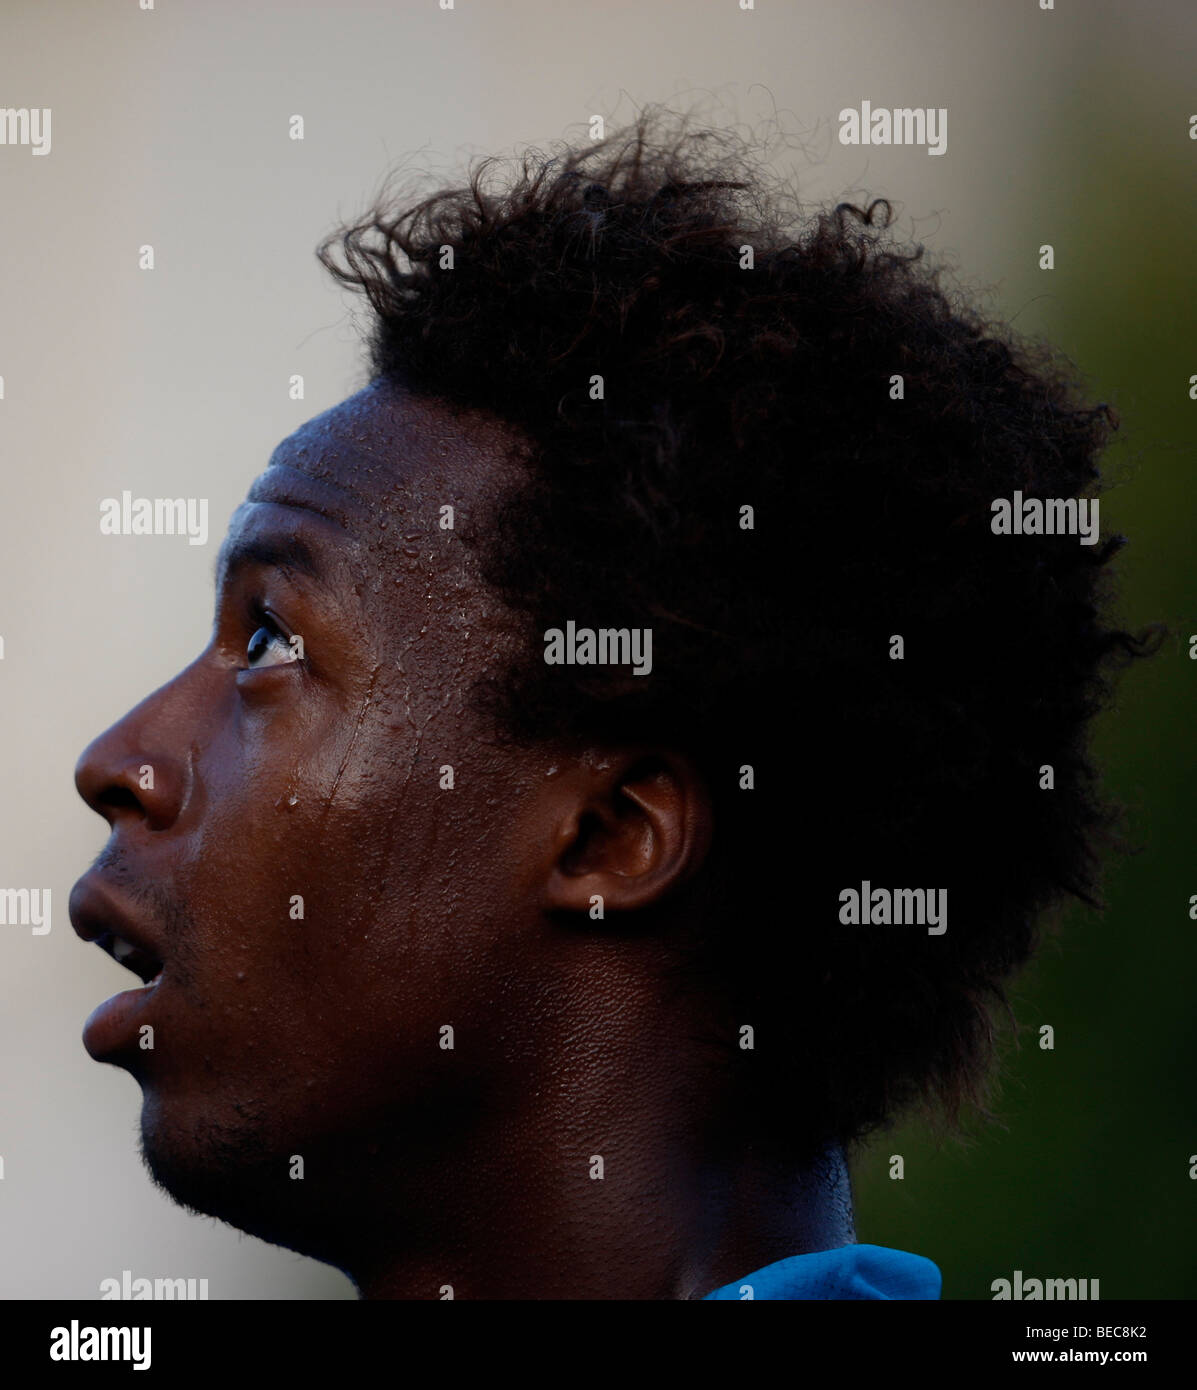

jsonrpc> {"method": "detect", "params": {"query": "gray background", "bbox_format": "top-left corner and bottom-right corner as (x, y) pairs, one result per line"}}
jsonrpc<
(1, 0), (1193, 1298)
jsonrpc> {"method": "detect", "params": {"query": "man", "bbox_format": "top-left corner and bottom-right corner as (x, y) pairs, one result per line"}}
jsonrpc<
(69, 111), (1145, 1299)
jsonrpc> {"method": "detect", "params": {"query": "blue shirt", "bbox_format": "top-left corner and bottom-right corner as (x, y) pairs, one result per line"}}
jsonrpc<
(704, 1243), (942, 1300)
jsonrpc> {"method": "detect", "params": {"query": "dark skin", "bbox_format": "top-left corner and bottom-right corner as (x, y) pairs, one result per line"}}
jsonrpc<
(70, 377), (854, 1299)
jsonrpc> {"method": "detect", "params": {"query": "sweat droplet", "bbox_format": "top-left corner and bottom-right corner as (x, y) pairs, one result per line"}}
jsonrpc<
(287, 794), (298, 806)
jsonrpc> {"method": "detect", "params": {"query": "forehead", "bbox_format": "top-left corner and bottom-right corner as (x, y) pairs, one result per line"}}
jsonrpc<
(217, 380), (528, 634)
(249, 378), (522, 518)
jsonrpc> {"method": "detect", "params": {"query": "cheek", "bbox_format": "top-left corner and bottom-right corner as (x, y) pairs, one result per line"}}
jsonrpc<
(177, 676), (521, 1055)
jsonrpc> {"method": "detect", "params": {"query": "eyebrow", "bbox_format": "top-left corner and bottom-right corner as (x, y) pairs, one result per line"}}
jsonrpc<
(214, 533), (326, 589)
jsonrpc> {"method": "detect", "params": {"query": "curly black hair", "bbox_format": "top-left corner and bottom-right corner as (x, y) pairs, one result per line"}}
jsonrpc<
(318, 108), (1153, 1162)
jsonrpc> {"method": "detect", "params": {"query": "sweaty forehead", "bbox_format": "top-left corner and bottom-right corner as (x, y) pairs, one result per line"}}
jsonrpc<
(249, 377), (524, 517)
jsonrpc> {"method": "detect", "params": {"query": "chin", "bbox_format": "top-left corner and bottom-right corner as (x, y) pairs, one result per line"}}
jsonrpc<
(137, 1093), (341, 1263)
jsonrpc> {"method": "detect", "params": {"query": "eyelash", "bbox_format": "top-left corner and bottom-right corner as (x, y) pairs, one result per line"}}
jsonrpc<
(241, 597), (303, 670)
(247, 597), (289, 643)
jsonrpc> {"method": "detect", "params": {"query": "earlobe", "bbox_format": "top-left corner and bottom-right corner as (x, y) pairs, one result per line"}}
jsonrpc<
(543, 753), (713, 916)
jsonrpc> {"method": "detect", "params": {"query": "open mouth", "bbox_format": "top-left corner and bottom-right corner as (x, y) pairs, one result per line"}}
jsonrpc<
(95, 931), (164, 989)
(70, 875), (170, 1057)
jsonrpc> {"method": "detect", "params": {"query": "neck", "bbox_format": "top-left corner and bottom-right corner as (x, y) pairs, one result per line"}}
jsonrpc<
(347, 1135), (854, 1300)
(340, 981), (855, 1297)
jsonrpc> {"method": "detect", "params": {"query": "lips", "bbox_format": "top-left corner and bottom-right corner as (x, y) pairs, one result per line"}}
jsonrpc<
(96, 933), (163, 986)
(69, 873), (167, 1057)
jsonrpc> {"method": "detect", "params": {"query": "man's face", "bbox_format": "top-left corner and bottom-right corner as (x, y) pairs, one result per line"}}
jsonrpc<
(69, 380), (544, 1253)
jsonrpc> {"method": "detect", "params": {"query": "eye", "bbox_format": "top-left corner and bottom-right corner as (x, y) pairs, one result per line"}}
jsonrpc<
(245, 618), (294, 669)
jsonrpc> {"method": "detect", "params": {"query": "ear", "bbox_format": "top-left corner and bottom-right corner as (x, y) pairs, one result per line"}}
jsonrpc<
(538, 751), (713, 916)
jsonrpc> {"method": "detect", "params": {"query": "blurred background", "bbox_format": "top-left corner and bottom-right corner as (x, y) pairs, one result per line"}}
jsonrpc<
(0, 0), (1192, 1298)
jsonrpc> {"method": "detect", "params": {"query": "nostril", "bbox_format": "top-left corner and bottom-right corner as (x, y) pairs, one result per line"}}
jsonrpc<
(99, 786), (141, 815)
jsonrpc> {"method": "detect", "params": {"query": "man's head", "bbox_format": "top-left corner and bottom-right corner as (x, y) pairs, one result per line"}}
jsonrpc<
(70, 110), (1146, 1290)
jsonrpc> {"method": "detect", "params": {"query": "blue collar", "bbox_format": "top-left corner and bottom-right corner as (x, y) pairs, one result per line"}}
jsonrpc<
(703, 1243), (942, 1300)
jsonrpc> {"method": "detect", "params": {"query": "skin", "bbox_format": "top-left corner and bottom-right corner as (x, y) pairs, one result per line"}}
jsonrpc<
(70, 377), (854, 1299)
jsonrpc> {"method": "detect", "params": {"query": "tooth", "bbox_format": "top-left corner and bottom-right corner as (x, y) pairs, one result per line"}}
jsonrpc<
(113, 939), (135, 963)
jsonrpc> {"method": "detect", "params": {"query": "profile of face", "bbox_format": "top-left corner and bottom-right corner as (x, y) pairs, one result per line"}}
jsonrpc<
(69, 379), (726, 1297)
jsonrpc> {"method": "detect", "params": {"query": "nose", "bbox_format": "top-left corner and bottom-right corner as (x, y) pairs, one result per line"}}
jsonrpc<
(74, 683), (190, 833)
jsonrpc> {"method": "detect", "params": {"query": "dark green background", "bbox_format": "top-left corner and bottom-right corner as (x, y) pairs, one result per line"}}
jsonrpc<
(854, 67), (1196, 1299)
